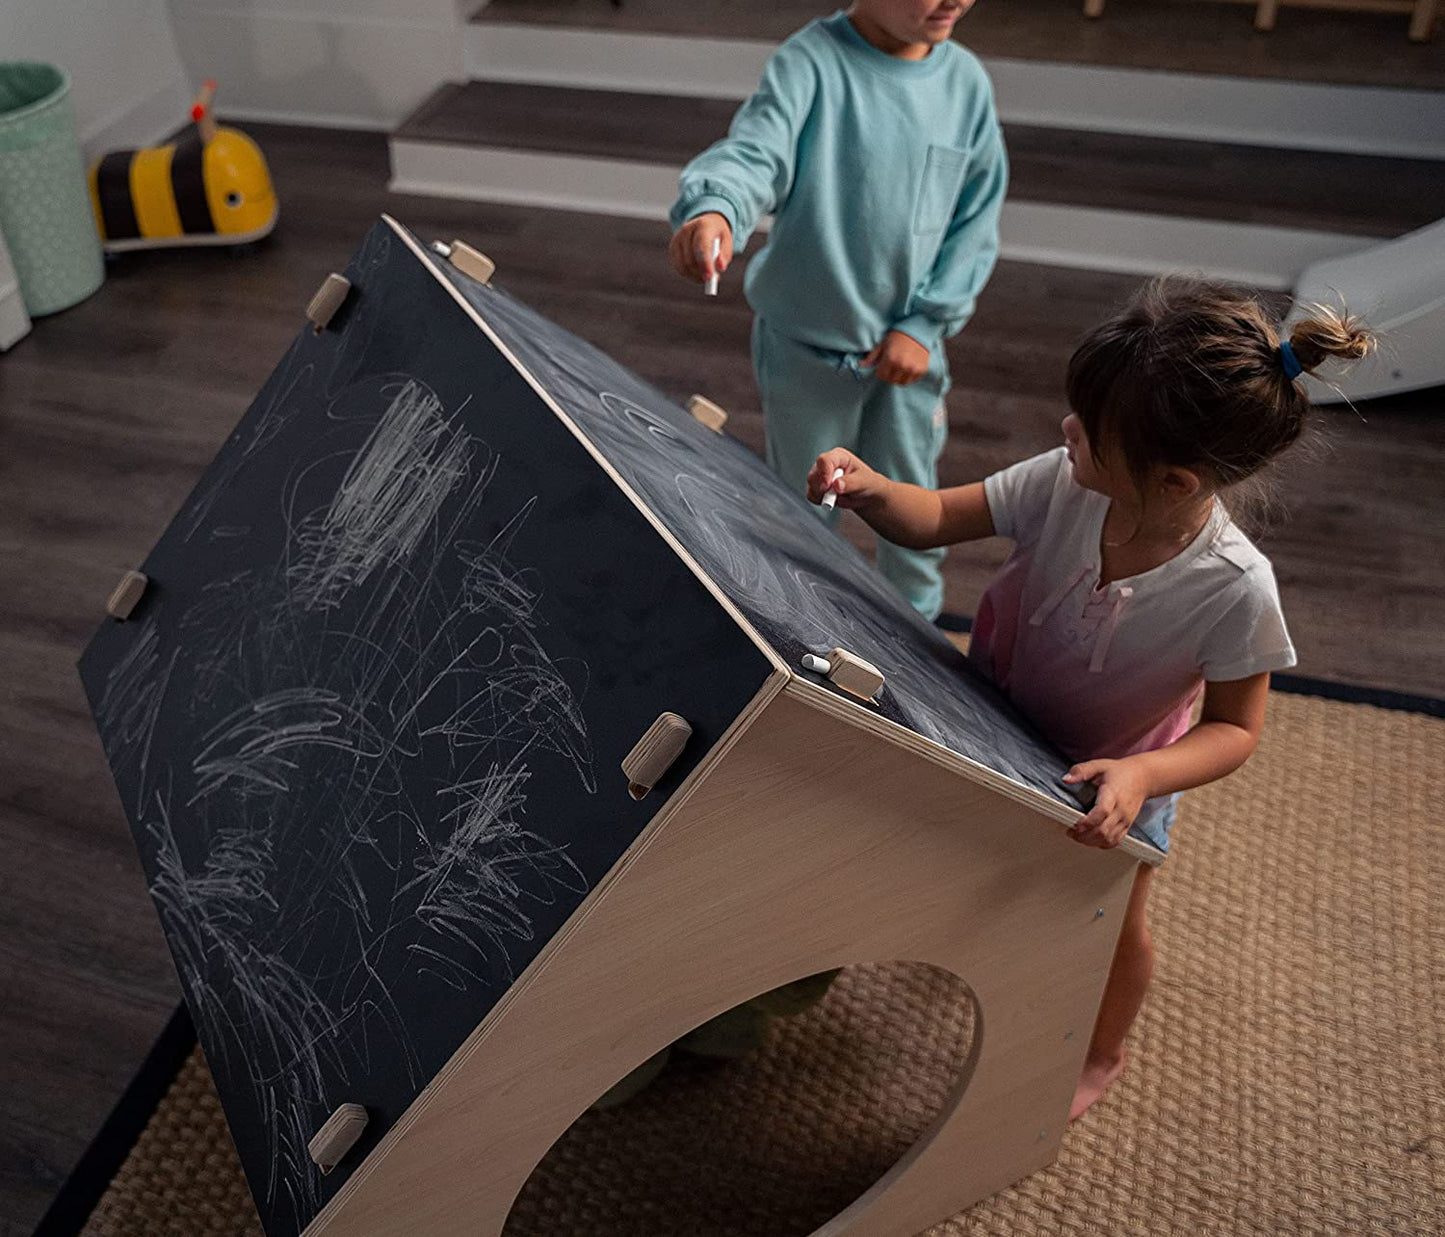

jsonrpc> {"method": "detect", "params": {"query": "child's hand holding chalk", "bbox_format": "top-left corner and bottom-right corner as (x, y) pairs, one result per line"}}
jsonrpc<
(807, 449), (886, 511)
(666, 213), (732, 289)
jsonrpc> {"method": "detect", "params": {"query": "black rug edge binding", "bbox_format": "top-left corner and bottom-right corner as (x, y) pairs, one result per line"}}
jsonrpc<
(34, 616), (1442, 1236)
(32, 1003), (198, 1237)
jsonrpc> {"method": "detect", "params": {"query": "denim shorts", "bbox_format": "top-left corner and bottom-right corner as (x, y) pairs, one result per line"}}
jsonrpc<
(1131, 793), (1180, 854)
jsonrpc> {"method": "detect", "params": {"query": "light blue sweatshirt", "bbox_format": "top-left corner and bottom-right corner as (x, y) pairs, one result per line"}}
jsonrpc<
(669, 11), (1008, 356)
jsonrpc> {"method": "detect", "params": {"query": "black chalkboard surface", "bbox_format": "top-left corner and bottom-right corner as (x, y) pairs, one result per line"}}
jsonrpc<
(80, 216), (1143, 1236)
(429, 251), (1087, 807)
(78, 220), (772, 1235)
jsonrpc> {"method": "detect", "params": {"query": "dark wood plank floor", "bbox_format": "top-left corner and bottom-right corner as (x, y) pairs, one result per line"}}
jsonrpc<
(1, 122), (1441, 1235)
(476, 0), (1445, 92)
(398, 79), (1445, 237)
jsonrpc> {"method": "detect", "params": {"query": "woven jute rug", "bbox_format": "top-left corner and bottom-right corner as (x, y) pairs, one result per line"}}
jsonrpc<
(80, 690), (1443, 1236)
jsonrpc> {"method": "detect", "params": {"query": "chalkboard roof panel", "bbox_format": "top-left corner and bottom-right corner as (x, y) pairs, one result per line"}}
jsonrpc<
(405, 219), (1122, 834)
(77, 216), (778, 1236)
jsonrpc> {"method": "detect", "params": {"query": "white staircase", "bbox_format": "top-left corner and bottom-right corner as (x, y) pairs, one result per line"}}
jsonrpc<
(387, 6), (1445, 288)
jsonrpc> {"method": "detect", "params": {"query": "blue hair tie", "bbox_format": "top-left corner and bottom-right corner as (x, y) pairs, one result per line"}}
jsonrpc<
(1279, 340), (1303, 381)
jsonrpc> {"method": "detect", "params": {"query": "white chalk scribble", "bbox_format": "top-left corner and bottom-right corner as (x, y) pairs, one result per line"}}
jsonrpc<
(404, 755), (587, 989)
(189, 687), (388, 804)
(100, 357), (603, 1233)
(290, 381), (470, 610)
(95, 614), (179, 812)
(459, 279), (1073, 793)
(146, 787), (344, 1212)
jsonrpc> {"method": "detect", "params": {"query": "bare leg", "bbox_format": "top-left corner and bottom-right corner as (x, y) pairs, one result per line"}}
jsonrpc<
(1071, 863), (1154, 1121)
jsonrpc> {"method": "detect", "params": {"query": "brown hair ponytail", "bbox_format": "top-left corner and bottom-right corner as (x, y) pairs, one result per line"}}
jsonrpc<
(1287, 305), (1376, 373)
(1066, 276), (1377, 493)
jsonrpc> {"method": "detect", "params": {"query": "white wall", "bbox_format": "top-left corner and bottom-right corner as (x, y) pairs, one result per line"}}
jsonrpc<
(0, 1), (193, 157)
(166, 1), (464, 130)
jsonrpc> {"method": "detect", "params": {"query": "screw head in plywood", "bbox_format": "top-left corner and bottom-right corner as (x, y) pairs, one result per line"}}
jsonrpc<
(306, 273), (351, 333)
(309, 1103), (368, 1175)
(445, 240), (495, 285)
(686, 395), (728, 433)
(621, 712), (693, 800)
(824, 647), (884, 701)
(106, 570), (148, 620)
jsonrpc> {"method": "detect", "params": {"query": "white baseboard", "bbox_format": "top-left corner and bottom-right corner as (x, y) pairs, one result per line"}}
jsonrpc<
(391, 141), (680, 221)
(219, 106), (389, 133)
(81, 76), (194, 161)
(467, 23), (773, 100)
(389, 137), (1375, 288)
(466, 21), (1445, 160)
(998, 202), (1365, 289)
(986, 58), (1445, 161)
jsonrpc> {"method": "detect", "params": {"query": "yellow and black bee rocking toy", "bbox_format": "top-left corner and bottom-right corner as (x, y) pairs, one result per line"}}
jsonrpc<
(89, 81), (278, 254)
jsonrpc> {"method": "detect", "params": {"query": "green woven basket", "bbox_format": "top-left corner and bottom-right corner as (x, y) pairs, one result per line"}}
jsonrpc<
(0, 62), (104, 316)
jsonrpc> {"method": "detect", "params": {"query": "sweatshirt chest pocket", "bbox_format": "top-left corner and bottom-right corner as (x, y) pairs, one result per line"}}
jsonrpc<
(913, 145), (969, 236)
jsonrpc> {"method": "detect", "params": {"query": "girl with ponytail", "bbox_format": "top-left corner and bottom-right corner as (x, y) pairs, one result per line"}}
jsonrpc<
(806, 276), (1376, 1120)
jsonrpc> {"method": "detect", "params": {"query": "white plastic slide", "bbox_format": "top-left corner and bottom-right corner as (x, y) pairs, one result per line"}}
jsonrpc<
(1291, 218), (1445, 405)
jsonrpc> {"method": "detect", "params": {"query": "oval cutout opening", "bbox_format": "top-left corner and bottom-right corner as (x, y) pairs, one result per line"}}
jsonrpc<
(503, 960), (980, 1236)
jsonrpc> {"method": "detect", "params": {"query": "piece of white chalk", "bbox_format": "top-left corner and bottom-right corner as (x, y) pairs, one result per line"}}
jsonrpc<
(801, 654), (831, 674)
(820, 467), (845, 510)
(704, 236), (721, 296)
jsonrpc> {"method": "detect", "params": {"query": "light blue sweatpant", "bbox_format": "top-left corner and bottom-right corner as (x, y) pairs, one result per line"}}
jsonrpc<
(753, 317), (950, 620)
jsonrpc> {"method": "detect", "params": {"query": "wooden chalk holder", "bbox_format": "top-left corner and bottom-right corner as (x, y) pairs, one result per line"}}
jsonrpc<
(309, 1103), (369, 1175)
(823, 647), (885, 701)
(621, 712), (692, 799)
(306, 274), (352, 333)
(106, 570), (148, 620)
(431, 239), (495, 286)
(686, 395), (728, 433)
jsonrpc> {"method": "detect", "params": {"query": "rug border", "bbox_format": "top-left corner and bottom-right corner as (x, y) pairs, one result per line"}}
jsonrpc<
(33, 621), (1442, 1234)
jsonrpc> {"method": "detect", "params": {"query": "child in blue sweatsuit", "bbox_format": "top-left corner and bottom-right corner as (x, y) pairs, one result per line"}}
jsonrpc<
(669, 0), (1007, 619)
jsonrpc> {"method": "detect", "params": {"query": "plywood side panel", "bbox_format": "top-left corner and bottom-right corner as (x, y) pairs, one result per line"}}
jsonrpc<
(311, 690), (1137, 1237)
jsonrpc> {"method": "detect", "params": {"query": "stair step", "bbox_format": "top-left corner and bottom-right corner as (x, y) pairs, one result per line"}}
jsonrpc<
(393, 80), (1441, 237)
(395, 81), (737, 168)
(472, 0), (1445, 93)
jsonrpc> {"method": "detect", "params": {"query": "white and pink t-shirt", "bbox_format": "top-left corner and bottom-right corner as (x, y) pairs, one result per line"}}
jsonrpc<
(973, 447), (1297, 848)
